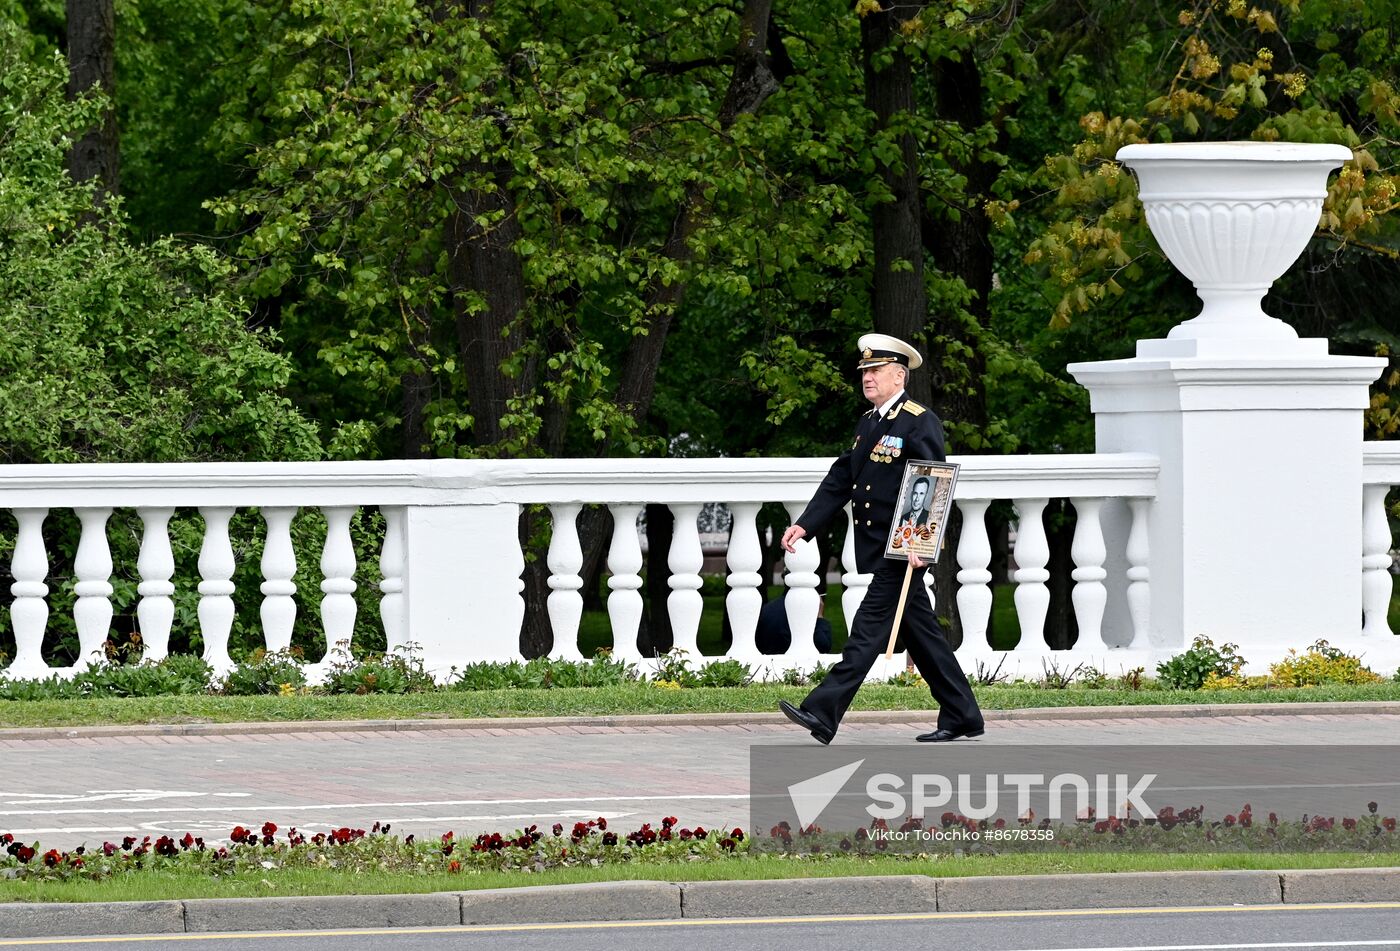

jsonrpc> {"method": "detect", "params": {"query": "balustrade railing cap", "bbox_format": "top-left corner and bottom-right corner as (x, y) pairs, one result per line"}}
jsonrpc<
(1116, 141), (1351, 164)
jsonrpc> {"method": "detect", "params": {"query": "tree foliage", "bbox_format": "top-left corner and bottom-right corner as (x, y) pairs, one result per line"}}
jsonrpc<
(0, 23), (319, 463)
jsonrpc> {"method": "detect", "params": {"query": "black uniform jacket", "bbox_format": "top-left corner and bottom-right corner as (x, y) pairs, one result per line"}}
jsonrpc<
(795, 393), (946, 574)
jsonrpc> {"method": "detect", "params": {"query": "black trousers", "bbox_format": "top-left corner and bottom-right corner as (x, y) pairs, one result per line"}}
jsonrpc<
(800, 561), (983, 736)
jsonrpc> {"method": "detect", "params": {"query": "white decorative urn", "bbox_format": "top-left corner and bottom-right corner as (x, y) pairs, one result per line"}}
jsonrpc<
(1116, 141), (1350, 353)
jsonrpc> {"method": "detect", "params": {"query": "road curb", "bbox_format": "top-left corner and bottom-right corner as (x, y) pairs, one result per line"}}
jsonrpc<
(5, 700), (1400, 741)
(2, 868), (1398, 936)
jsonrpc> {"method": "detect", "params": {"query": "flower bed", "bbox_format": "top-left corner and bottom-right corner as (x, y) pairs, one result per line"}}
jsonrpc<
(0, 817), (745, 883)
(762, 801), (1400, 856)
(5, 802), (1399, 885)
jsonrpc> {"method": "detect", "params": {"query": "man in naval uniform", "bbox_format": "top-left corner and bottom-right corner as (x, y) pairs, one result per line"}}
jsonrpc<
(777, 333), (984, 745)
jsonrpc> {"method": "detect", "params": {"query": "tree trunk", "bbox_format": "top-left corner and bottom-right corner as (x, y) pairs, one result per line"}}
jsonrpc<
(859, 0), (931, 407)
(923, 50), (994, 430)
(66, 0), (119, 202)
(518, 508), (552, 659)
(579, 1), (788, 660)
(448, 171), (531, 450)
(613, 0), (783, 426)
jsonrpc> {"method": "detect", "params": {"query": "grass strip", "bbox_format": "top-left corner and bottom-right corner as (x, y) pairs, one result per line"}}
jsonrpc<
(2, 851), (1394, 904)
(3, 683), (1400, 729)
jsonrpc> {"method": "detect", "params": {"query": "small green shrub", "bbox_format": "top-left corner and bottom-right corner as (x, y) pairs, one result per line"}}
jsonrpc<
(1270, 640), (1383, 687)
(220, 650), (308, 696)
(1038, 658), (1089, 690)
(71, 655), (212, 698)
(651, 650), (697, 687)
(1077, 666), (1110, 690)
(449, 654), (638, 691)
(1200, 672), (1272, 690)
(1157, 637), (1245, 689)
(885, 669), (926, 687)
(324, 652), (436, 695)
(0, 675), (79, 701)
(695, 659), (753, 687)
(970, 657), (1009, 686)
(452, 660), (530, 691)
(1115, 666), (1148, 691)
(773, 662), (832, 687)
(1, 656), (213, 701)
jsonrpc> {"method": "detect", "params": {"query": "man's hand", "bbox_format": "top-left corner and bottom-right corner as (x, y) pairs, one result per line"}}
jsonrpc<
(908, 551), (926, 569)
(780, 524), (808, 553)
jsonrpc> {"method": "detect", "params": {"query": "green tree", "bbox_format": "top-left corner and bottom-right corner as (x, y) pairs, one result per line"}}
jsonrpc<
(0, 27), (326, 666)
(0, 26), (318, 463)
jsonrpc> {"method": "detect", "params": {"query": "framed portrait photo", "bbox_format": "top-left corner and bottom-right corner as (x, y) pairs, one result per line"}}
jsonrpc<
(883, 460), (960, 563)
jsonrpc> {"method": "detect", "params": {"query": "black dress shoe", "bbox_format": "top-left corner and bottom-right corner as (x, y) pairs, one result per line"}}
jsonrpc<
(778, 699), (834, 745)
(915, 726), (985, 743)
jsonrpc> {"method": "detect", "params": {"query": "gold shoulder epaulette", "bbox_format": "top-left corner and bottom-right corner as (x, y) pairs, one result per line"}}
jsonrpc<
(903, 400), (926, 416)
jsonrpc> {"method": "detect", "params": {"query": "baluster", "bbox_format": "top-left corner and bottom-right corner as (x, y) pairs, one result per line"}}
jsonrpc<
(667, 503), (704, 656)
(197, 507), (237, 676)
(379, 506), (407, 653)
(955, 499), (993, 648)
(1069, 498), (1107, 651)
(7, 509), (51, 679)
(1012, 498), (1050, 650)
(319, 506), (358, 665)
(73, 508), (114, 669)
(606, 504), (644, 662)
(136, 507), (176, 663)
(1362, 485), (1393, 637)
(547, 503), (585, 661)
(840, 506), (871, 649)
(1126, 498), (1152, 647)
(725, 502), (763, 662)
(259, 507), (297, 654)
(781, 501), (821, 664)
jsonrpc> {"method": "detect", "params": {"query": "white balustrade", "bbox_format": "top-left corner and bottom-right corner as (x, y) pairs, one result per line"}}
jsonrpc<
(781, 500), (822, 665)
(666, 503), (704, 656)
(0, 455), (1172, 682)
(840, 507), (871, 631)
(8, 508), (51, 679)
(1358, 448), (1400, 669)
(1126, 498), (1152, 648)
(1069, 498), (1107, 650)
(318, 506), (358, 666)
(547, 502), (585, 661)
(606, 504), (644, 662)
(379, 506), (407, 653)
(1012, 498), (1050, 650)
(954, 499), (993, 649)
(724, 502), (763, 664)
(197, 506), (237, 676)
(259, 507), (298, 654)
(136, 507), (175, 662)
(1361, 484), (1392, 639)
(73, 507), (114, 669)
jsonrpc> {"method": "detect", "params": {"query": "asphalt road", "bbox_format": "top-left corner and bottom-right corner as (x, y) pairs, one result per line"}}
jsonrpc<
(3, 904), (1399, 951)
(4, 711), (1399, 851)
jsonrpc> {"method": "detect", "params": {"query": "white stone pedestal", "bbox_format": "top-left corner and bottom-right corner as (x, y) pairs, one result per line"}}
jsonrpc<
(1069, 353), (1383, 670)
(1067, 141), (1388, 672)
